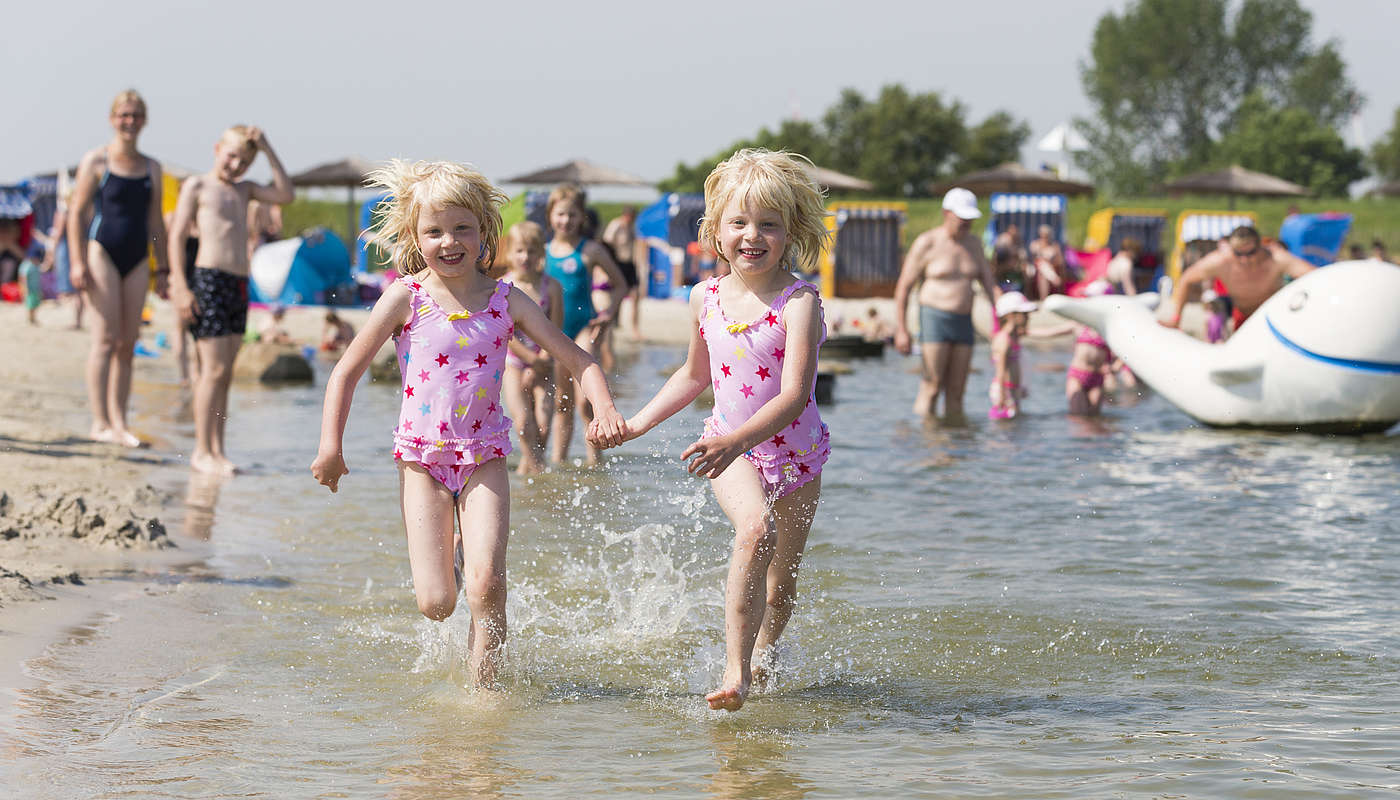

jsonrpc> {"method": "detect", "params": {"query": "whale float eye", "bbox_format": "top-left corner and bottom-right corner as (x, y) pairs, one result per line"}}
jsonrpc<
(1289, 290), (1307, 311)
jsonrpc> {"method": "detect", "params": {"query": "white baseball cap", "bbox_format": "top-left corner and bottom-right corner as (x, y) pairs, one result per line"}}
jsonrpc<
(995, 291), (1037, 317)
(942, 187), (982, 220)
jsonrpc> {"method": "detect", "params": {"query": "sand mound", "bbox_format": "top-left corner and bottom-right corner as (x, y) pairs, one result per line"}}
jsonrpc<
(0, 566), (50, 605)
(0, 485), (175, 550)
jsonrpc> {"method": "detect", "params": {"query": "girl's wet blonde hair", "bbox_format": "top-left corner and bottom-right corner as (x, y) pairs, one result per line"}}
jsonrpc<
(365, 159), (507, 275)
(505, 220), (546, 258)
(699, 149), (830, 273)
(110, 89), (147, 117)
(220, 125), (257, 158)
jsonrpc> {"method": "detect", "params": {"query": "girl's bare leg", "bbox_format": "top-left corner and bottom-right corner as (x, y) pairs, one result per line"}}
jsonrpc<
(550, 362), (576, 465)
(503, 367), (544, 474)
(455, 458), (510, 687)
(83, 246), (143, 447)
(107, 263), (149, 444)
(399, 463), (462, 622)
(706, 458), (777, 712)
(751, 475), (821, 684)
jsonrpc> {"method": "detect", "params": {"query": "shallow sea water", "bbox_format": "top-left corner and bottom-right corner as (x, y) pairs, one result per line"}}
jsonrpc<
(3, 338), (1398, 798)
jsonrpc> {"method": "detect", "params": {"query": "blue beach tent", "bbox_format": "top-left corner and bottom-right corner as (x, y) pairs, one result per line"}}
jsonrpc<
(249, 227), (355, 306)
(1278, 213), (1353, 266)
(637, 193), (705, 298)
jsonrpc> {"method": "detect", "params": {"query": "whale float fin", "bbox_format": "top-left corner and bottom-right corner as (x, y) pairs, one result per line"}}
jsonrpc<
(1208, 361), (1264, 386)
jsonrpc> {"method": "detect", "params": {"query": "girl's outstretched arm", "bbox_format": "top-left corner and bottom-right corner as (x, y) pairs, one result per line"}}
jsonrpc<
(509, 286), (626, 447)
(682, 288), (821, 479)
(310, 283), (411, 492)
(616, 288), (711, 442)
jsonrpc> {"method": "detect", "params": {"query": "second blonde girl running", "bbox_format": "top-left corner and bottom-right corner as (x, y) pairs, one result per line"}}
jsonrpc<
(599, 149), (831, 712)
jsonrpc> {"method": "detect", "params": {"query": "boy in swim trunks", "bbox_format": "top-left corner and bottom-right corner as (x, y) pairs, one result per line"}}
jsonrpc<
(167, 125), (294, 475)
(893, 187), (1000, 419)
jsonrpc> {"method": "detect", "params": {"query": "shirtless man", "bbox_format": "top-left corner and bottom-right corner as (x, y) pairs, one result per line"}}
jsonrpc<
(601, 206), (642, 340)
(1029, 224), (1065, 299)
(1162, 225), (1314, 332)
(894, 187), (1000, 418)
(167, 126), (293, 474)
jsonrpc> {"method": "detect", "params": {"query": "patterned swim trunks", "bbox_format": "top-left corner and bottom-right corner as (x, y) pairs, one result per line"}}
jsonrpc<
(188, 267), (249, 340)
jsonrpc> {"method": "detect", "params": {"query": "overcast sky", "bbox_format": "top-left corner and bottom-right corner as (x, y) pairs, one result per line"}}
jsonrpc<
(5, 0), (1398, 186)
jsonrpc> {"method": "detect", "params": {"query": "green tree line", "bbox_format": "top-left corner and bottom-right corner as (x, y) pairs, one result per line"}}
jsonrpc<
(658, 85), (1029, 197)
(1075, 0), (1400, 197)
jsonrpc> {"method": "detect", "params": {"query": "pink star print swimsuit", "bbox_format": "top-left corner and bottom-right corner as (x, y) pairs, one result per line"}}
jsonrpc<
(392, 276), (514, 495)
(699, 275), (830, 499)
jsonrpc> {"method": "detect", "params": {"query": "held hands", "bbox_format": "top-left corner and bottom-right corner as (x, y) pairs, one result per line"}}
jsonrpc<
(154, 271), (170, 300)
(310, 450), (349, 493)
(681, 433), (743, 480)
(585, 406), (629, 450)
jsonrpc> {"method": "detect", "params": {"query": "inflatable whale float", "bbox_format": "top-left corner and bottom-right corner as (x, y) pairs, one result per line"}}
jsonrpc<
(1044, 260), (1400, 433)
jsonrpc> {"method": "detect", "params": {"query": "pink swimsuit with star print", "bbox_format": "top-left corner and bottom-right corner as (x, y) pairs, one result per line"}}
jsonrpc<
(699, 275), (830, 499)
(392, 276), (514, 495)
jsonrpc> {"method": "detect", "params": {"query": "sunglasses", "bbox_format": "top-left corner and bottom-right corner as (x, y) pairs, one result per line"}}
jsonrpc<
(1231, 245), (1260, 258)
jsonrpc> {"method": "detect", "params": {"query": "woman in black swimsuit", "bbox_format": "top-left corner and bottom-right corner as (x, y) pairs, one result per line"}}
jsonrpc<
(67, 89), (169, 448)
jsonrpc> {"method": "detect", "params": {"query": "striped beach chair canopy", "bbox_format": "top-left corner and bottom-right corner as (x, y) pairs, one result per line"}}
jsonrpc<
(1178, 213), (1255, 244)
(987, 192), (1068, 246)
(0, 184), (33, 220)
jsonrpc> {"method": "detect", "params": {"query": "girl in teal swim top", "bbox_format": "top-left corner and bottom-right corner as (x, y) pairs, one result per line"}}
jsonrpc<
(544, 184), (626, 466)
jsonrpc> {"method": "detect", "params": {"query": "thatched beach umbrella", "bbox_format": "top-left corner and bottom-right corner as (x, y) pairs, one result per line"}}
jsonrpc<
(501, 159), (652, 187)
(1164, 165), (1307, 209)
(290, 156), (377, 243)
(930, 162), (1095, 197)
(808, 165), (874, 192)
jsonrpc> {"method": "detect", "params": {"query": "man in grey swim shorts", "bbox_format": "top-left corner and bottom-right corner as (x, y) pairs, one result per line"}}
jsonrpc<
(894, 187), (1000, 418)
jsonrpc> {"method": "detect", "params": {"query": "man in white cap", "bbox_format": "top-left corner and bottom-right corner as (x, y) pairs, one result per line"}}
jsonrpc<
(894, 187), (1000, 418)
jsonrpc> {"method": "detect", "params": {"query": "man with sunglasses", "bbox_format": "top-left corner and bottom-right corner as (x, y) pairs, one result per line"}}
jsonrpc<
(1162, 225), (1315, 334)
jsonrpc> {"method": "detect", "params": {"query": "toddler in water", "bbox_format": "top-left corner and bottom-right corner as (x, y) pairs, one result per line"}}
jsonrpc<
(501, 221), (564, 474)
(311, 161), (626, 687)
(988, 291), (1037, 419)
(598, 149), (831, 712)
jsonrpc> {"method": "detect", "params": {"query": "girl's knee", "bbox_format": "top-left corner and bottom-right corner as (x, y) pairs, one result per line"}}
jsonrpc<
(733, 516), (774, 560)
(461, 568), (506, 611)
(416, 588), (457, 621)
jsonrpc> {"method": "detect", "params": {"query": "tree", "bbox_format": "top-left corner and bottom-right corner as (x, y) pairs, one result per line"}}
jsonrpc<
(823, 84), (967, 196)
(1212, 92), (1366, 196)
(657, 119), (830, 194)
(956, 112), (1031, 174)
(1079, 0), (1364, 193)
(1371, 108), (1400, 182)
(660, 85), (1025, 197)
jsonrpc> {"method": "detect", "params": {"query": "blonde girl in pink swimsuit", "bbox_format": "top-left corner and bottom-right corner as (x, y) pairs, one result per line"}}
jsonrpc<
(311, 160), (625, 688)
(600, 149), (830, 712)
(501, 221), (564, 475)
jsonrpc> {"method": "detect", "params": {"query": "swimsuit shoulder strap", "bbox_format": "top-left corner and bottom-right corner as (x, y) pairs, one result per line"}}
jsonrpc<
(772, 278), (820, 316)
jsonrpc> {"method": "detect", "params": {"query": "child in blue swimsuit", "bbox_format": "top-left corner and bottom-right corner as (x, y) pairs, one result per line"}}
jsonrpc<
(542, 184), (627, 465)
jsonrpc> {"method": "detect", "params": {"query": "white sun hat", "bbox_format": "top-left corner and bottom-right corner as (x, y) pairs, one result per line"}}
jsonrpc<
(995, 290), (1038, 317)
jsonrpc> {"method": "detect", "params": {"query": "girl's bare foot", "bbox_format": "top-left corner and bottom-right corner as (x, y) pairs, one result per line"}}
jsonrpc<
(706, 671), (750, 712)
(92, 426), (141, 448)
(191, 451), (234, 475)
(515, 456), (545, 476)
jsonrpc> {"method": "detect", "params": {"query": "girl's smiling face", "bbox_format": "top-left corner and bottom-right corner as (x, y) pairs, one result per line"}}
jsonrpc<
(416, 204), (482, 278)
(717, 196), (787, 276)
(505, 238), (542, 278)
(549, 201), (583, 239)
(109, 101), (145, 142)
